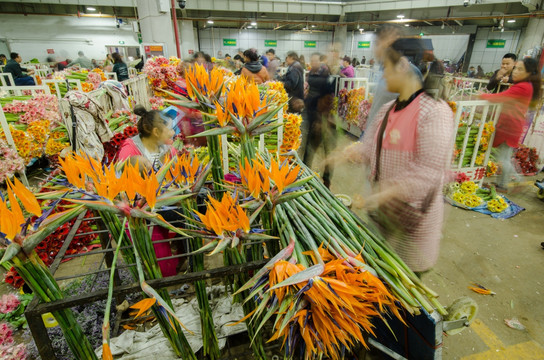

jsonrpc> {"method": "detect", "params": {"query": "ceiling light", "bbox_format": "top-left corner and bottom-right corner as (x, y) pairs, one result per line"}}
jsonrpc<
(397, 14), (405, 19)
(441, 23), (445, 29)
(251, 22), (257, 26)
(507, 19), (516, 23)
(311, 25), (316, 28)
(207, 20), (214, 24)
(86, 7), (96, 11)
(247, 26), (253, 28)
(404, 24), (410, 27)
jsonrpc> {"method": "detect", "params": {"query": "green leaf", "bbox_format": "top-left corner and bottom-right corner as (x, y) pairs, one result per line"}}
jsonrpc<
(274, 189), (314, 204)
(250, 122), (282, 137)
(284, 175), (314, 191)
(229, 112), (246, 134)
(234, 240), (295, 295)
(129, 208), (189, 236)
(188, 126), (236, 138)
(247, 103), (285, 132)
(268, 264), (324, 290)
(0, 244), (21, 264)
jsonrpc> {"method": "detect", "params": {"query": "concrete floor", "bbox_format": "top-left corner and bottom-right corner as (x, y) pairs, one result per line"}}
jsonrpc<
(317, 132), (544, 360)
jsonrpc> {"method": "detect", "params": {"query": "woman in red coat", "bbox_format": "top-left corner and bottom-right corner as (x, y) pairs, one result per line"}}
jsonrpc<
(480, 57), (542, 189)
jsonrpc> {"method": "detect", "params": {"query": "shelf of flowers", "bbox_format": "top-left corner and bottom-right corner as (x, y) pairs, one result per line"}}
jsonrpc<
(0, 61), (450, 360)
(450, 100), (501, 185)
(332, 87), (372, 137)
(0, 93), (70, 181)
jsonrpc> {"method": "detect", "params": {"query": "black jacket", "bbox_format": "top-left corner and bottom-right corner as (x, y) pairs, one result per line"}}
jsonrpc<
(4, 59), (27, 79)
(306, 65), (332, 109)
(282, 61), (304, 100)
(486, 69), (513, 92)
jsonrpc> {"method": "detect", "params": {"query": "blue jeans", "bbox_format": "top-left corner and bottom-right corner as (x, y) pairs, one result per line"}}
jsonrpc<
(14, 76), (35, 86)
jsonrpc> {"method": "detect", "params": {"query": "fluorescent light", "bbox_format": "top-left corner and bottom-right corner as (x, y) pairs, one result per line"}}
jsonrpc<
(404, 24), (410, 27)
(247, 26), (253, 28)
(251, 22), (257, 26)
(397, 14), (405, 19)
(507, 19), (516, 23)
(311, 25), (316, 28)
(207, 20), (214, 24)
(86, 7), (96, 11)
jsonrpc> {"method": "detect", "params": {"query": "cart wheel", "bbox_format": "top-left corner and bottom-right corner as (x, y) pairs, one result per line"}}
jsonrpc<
(445, 296), (478, 335)
(537, 188), (544, 200)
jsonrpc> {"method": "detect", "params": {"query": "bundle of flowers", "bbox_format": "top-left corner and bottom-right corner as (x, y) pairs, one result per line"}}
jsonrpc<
(445, 178), (509, 212)
(486, 160), (498, 177)
(336, 88), (349, 120)
(143, 56), (182, 96)
(91, 68), (107, 82)
(264, 81), (289, 113)
(102, 125), (139, 165)
(280, 113), (302, 152)
(4, 204), (99, 289)
(106, 109), (138, 133)
(357, 98), (372, 130)
(345, 87), (365, 127)
(0, 140), (24, 184)
(0, 293), (33, 329)
(1, 120), (68, 165)
(150, 96), (166, 110)
(2, 93), (61, 125)
(514, 146), (540, 175)
(0, 322), (27, 360)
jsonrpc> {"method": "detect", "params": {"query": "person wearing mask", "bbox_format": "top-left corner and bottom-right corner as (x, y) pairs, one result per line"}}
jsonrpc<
(467, 66), (476, 78)
(352, 58), (360, 67)
(118, 105), (180, 276)
(486, 53), (517, 92)
(112, 52), (129, 82)
(233, 54), (244, 75)
(0, 54), (6, 66)
(266, 49), (280, 80)
(67, 51), (93, 69)
(4, 52), (35, 86)
(240, 49), (270, 84)
(346, 38), (454, 275)
(303, 53), (335, 188)
(362, 56), (367, 65)
(340, 56), (355, 78)
(480, 57), (542, 190)
(282, 51), (305, 112)
(103, 54), (114, 71)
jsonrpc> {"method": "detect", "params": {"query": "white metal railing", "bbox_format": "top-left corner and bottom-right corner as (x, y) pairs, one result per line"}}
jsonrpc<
(0, 85), (51, 97)
(42, 79), (83, 101)
(122, 74), (150, 109)
(335, 77), (369, 99)
(0, 73), (15, 87)
(128, 68), (138, 77)
(105, 72), (118, 81)
(450, 100), (502, 185)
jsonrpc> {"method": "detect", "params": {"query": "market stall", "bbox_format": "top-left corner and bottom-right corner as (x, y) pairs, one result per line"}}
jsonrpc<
(0, 60), (480, 360)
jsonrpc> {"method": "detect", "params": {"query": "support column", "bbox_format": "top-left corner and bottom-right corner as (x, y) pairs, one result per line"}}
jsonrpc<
(178, 20), (196, 59)
(334, 24), (348, 55)
(136, 0), (176, 57)
(518, 17), (544, 57)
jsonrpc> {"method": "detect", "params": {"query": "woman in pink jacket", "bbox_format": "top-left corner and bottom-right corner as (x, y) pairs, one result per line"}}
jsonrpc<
(479, 57), (542, 190)
(119, 105), (180, 277)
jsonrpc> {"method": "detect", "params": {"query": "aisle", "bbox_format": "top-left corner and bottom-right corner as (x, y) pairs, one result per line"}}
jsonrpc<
(314, 132), (544, 359)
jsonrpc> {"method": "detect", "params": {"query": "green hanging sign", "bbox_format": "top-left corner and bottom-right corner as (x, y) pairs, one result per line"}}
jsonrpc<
(304, 41), (317, 48)
(223, 39), (237, 46)
(357, 41), (371, 48)
(486, 39), (506, 48)
(265, 40), (277, 47)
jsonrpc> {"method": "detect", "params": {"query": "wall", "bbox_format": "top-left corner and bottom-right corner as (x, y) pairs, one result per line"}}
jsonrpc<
(469, 28), (521, 73)
(344, 32), (375, 63)
(0, 14), (139, 63)
(422, 34), (470, 62)
(198, 28), (334, 61)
